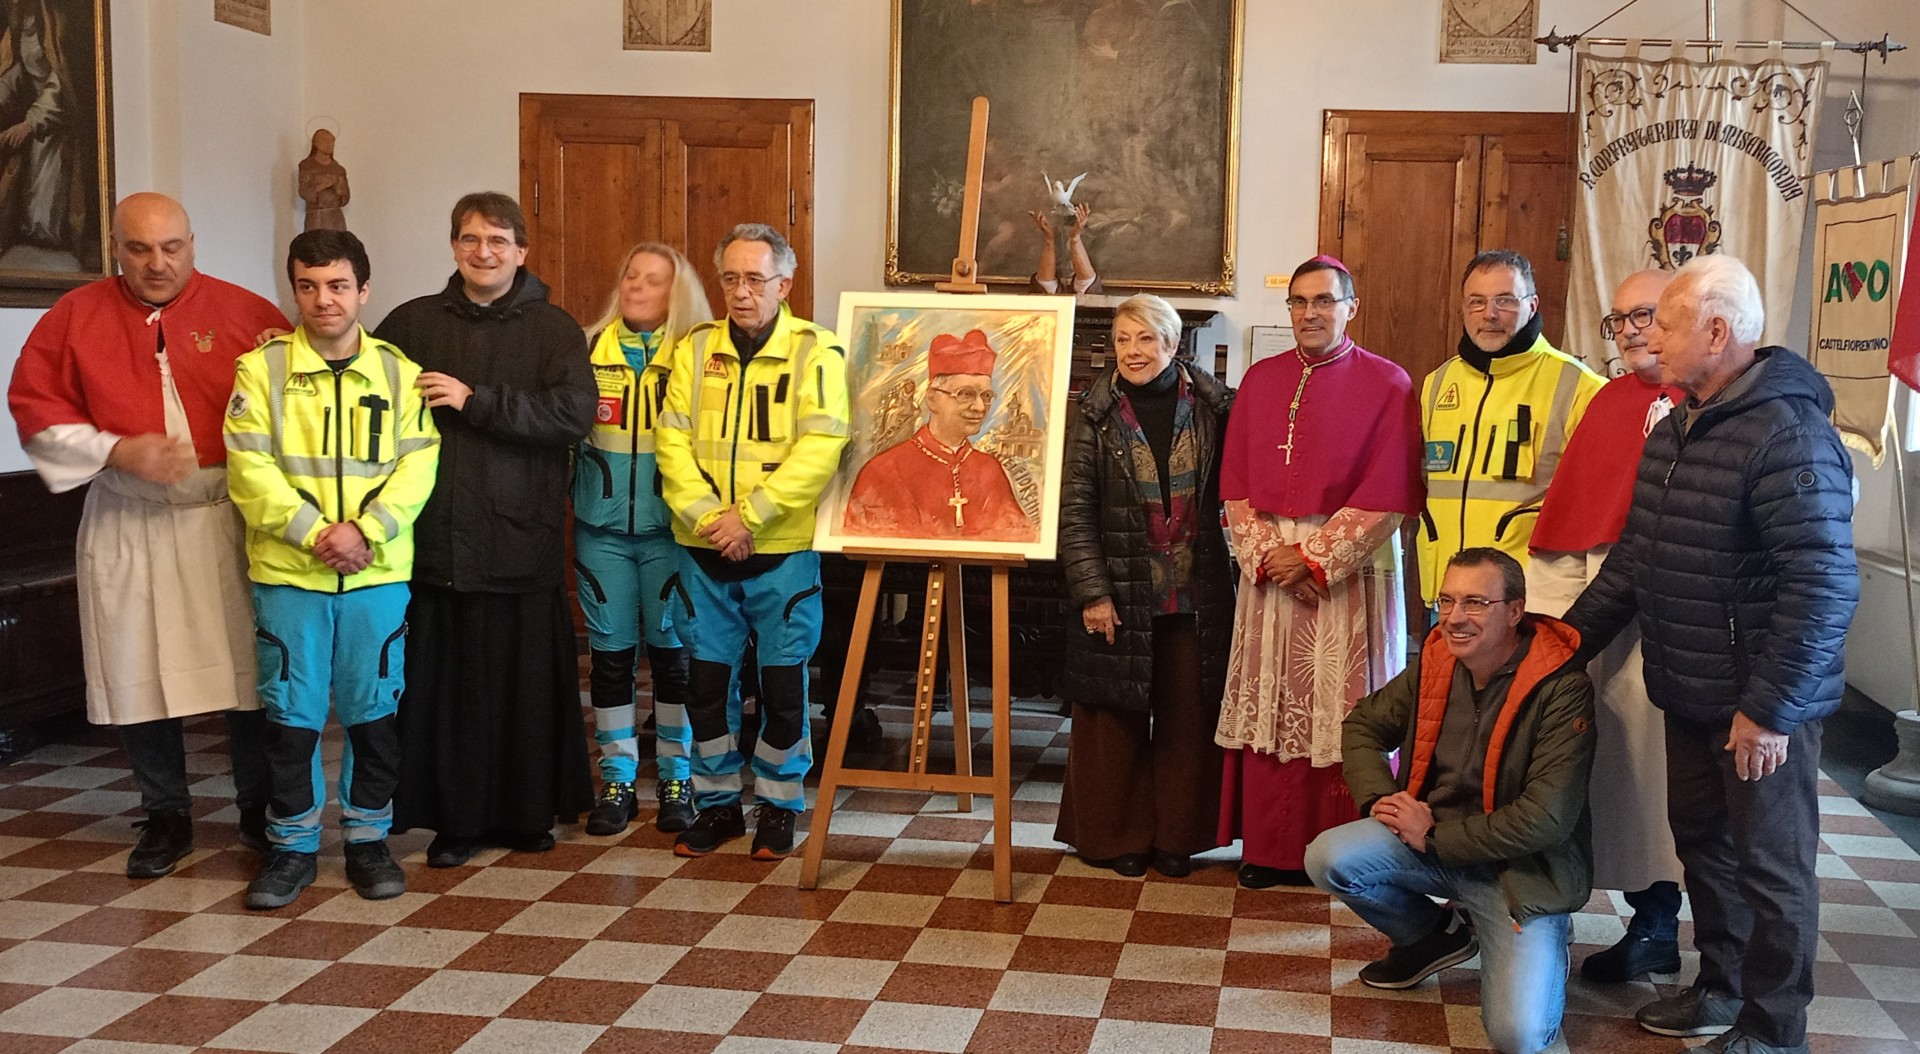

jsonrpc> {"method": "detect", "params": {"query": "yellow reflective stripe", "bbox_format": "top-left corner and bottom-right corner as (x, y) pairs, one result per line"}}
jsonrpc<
(1535, 362), (1585, 489)
(587, 431), (654, 453)
(658, 410), (694, 430)
(278, 455), (393, 479)
(682, 493), (723, 521)
(286, 503), (321, 546)
(745, 490), (778, 524)
(395, 436), (436, 455)
(796, 414), (848, 437)
(265, 343), (289, 455)
(366, 500), (401, 540)
(225, 432), (273, 453)
(1423, 478), (1547, 503)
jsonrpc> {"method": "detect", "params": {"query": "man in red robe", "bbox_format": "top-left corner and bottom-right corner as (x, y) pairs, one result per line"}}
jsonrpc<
(1527, 268), (1686, 984)
(843, 329), (1031, 542)
(1214, 255), (1425, 889)
(8, 193), (288, 880)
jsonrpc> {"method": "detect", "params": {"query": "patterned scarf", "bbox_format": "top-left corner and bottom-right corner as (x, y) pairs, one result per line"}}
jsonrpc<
(1114, 373), (1200, 614)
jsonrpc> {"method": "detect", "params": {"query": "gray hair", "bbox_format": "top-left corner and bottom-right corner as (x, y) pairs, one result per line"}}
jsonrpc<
(1112, 293), (1182, 353)
(1675, 254), (1764, 345)
(714, 223), (797, 279)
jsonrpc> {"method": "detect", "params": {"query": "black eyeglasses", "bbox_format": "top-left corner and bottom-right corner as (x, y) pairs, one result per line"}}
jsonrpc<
(1601, 307), (1657, 340)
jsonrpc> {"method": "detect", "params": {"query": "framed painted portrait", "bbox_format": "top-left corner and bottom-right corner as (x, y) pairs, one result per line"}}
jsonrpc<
(814, 291), (1076, 561)
(886, 0), (1243, 295)
(0, 0), (113, 308)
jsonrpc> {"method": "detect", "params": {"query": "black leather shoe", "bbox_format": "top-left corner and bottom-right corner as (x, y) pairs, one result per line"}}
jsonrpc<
(426, 833), (478, 868)
(1151, 851), (1191, 878)
(1238, 863), (1308, 889)
(674, 803), (746, 857)
(1083, 852), (1150, 877)
(127, 810), (193, 879)
(493, 830), (556, 853)
(1636, 985), (1743, 1037)
(1581, 932), (1682, 983)
(344, 840), (405, 900)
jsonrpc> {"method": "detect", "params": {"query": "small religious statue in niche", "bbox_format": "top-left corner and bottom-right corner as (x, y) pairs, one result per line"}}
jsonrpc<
(1440, 0), (1538, 64)
(297, 128), (349, 231)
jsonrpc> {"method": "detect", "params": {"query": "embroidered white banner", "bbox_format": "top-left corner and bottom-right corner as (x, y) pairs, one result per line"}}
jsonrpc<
(1806, 159), (1915, 465)
(1567, 42), (1830, 376)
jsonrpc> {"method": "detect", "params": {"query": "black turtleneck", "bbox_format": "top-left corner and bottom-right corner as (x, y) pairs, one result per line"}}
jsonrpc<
(1118, 361), (1180, 506)
(1457, 311), (1544, 374)
(730, 316), (777, 366)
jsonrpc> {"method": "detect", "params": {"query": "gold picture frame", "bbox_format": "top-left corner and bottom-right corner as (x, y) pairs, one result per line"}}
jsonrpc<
(885, 0), (1242, 296)
(0, 0), (114, 308)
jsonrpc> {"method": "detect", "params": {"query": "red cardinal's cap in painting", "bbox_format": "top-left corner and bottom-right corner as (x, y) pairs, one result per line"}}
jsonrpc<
(928, 329), (996, 378)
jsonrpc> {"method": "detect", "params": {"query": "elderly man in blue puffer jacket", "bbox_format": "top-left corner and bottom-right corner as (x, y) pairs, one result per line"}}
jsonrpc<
(1565, 254), (1857, 1054)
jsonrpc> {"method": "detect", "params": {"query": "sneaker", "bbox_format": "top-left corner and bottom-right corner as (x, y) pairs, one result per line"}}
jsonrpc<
(1581, 932), (1682, 983)
(426, 833), (478, 868)
(1358, 909), (1478, 989)
(751, 803), (797, 860)
(343, 840), (405, 900)
(245, 850), (317, 910)
(674, 803), (745, 857)
(656, 778), (696, 833)
(585, 782), (637, 836)
(1699, 1030), (1809, 1054)
(237, 804), (269, 853)
(127, 810), (194, 879)
(1636, 985), (1743, 1038)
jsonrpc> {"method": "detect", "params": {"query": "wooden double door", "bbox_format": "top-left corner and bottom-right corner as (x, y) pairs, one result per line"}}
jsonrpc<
(1318, 110), (1576, 385)
(519, 93), (816, 327)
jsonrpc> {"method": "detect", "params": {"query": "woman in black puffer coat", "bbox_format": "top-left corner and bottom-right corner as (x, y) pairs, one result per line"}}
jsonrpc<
(1055, 294), (1234, 879)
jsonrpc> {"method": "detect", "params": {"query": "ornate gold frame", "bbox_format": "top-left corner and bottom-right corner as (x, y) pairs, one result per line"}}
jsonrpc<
(0, 0), (115, 308)
(884, 0), (1242, 296)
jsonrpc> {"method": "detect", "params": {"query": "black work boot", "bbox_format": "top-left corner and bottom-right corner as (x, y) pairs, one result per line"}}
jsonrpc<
(245, 850), (317, 910)
(344, 840), (406, 900)
(586, 781), (638, 836)
(127, 810), (194, 879)
(656, 778), (696, 833)
(674, 803), (745, 857)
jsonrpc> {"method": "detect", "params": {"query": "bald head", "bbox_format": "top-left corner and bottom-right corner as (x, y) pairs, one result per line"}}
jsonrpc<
(1609, 269), (1674, 381)
(111, 194), (196, 305)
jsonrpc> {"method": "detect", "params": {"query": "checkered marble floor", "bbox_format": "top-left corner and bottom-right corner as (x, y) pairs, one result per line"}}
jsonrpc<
(0, 702), (1916, 1054)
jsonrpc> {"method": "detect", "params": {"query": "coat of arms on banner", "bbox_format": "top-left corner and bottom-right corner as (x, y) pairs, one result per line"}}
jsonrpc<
(1440, 0), (1538, 65)
(1649, 164), (1724, 267)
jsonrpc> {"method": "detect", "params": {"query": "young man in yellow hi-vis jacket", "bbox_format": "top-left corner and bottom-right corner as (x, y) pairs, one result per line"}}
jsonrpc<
(1418, 250), (1603, 604)
(655, 223), (849, 861)
(224, 230), (440, 909)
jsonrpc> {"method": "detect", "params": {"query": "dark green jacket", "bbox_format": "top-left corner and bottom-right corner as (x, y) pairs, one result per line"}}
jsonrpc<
(1342, 614), (1596, 923)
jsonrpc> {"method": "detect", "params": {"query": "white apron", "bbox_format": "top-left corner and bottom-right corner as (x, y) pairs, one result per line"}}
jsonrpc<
(1527, 547), (1685, 892)
(73, 344), (258, 725)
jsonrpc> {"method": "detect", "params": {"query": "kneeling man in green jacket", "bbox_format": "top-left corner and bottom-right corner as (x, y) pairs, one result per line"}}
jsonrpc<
(1307, 547), (1595, 1054)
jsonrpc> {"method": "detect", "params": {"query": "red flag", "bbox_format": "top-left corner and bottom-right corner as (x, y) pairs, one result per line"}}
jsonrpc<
(1891, 197), (1920, 391)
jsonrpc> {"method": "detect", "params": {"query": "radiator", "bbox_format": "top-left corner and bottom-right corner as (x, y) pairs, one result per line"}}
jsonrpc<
(1846, 549), (1920, 713)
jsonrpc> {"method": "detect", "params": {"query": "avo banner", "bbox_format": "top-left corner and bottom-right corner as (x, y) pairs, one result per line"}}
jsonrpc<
(1807, 159), (1915, 465)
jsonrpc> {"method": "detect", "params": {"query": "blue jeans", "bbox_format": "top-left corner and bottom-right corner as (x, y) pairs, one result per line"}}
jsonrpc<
(1306, 818), (1569, 1054)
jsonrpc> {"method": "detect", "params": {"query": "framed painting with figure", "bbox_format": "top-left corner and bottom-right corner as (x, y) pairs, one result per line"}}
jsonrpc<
(814, 291), (1076, 561)
(886, 0), (1242, 295)
(0, 0), (112, 307)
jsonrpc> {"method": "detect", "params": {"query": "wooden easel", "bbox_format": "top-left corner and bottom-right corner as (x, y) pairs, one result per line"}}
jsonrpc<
(800, 97), (1023, 902)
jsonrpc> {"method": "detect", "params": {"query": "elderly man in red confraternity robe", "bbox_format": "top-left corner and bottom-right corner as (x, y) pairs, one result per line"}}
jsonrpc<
(1214, 255), (1425, 890)
(843, 328), (1031, 542)
(8, 192), (288, 880)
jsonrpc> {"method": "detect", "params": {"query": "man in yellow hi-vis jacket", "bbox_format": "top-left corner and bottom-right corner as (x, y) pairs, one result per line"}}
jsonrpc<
(224, 230), (439, 910)
(655, 223), (849, 861)
(1418, 250), (1602, 603)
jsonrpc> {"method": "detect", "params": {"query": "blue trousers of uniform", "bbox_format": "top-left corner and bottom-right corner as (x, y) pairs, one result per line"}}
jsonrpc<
(576, 524), (691, 783)
(669, 550), (822, 812)
(252, 582), (408, 854)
